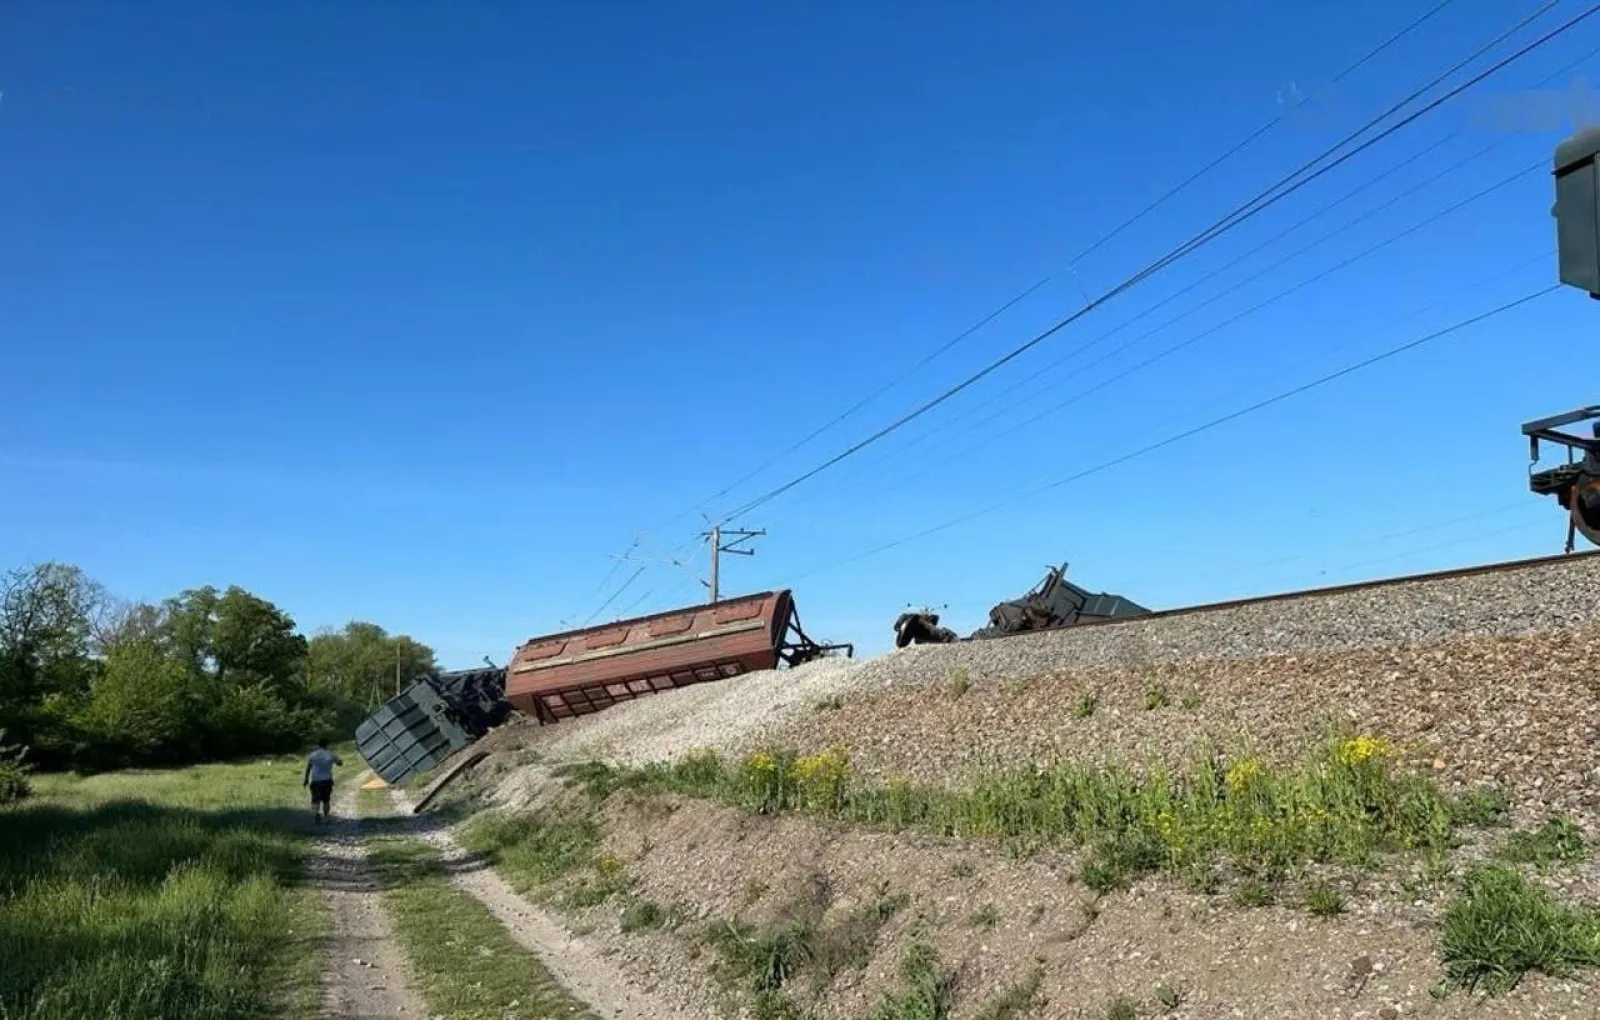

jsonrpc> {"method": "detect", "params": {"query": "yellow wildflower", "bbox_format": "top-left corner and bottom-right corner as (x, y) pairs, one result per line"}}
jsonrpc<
(1225, 756), (1265, 793)
(1336, 736), (1393, 767)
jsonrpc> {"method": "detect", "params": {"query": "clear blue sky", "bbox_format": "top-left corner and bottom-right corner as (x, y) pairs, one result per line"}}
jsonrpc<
(4, 1), (1599, 668)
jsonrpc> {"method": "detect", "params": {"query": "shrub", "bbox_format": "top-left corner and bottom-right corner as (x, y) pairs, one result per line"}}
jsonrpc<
(0, 729), (32, 805)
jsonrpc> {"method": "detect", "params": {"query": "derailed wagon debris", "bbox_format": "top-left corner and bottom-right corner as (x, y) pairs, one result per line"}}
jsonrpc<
(1522, 406), (1600, 552)
(354, 665), (512, 786)
(971, 562), (1149, 638)
(354, 588), (852, 786)
(893, 609), (959, 647)
(893, 562), (1149, 646)
(506, 588), (852, 724)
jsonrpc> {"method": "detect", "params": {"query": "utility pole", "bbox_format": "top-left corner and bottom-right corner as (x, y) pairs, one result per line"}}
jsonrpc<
(395, 646), (401, 697)
(700, 525), (764, 602)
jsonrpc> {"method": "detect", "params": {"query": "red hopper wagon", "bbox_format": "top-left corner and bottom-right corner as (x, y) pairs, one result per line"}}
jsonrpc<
(504, 589), (853, 724)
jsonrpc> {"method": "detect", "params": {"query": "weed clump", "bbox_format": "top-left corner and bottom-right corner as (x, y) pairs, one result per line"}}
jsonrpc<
(948, 668), (971, 699)
(1302, 883), (1345, 917)
(862, 940), (955, 1020)
(1439, 864), (1600, 993)
(1102, 994), (1139, 1020)
(620, 899), (665, 933)
(1499, 816), (1589, 869)
(1449, 785), (1509, 827)
(974, 968), (1043, 1020)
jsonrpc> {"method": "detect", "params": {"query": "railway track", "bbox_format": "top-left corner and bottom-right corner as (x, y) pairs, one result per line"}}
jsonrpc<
(979, 547), (1600, 643)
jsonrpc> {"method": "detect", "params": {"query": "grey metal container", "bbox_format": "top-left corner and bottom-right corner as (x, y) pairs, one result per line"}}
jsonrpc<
(355, 679), (478, 786)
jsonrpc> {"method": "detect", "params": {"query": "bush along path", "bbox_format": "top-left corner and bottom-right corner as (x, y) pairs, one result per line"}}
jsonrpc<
(347, 770), (697, 1020)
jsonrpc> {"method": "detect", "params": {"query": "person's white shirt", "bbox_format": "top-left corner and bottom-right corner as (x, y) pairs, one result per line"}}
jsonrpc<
(306, 747), (342, 782)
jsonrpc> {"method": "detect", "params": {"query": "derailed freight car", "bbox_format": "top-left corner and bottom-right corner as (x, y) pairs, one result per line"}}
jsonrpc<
(506, 588), (852, 723)
(353, 588), (853, 788)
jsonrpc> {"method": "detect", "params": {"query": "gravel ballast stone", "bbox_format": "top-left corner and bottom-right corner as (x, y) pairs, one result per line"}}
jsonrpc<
(512, 553), (1600, 776)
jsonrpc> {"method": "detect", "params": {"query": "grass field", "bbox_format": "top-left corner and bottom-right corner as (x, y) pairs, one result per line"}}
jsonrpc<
(0, 754), (330, 1020)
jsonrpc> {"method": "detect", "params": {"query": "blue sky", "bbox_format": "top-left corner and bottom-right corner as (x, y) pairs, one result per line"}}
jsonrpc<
(4, 1), (1599, 668)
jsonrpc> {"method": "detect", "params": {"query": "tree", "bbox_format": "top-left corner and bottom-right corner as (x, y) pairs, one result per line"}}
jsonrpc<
(77, 639), (191, 766)
(160, 585), (309, 690)
(0, 559), (432, 770)
(0, 563), (105, 755)
(307, 621), (437, 708)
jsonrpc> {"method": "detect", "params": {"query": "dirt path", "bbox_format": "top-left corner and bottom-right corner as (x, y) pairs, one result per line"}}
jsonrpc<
(301, 782), (427, 1020)
(386, 785), (699, 1020)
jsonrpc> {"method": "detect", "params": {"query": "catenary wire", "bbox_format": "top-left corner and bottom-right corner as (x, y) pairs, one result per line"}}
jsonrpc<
(787, 284), (1561, 581)
(761, 36), (1600, 516)
(822, 159), (1544, 506)
(763, 138), (1533, 518)
(715, 2), (1586, 526)
(579, 1), (1576, 618)
(619, 0), (1488, 543)
(758, 160), (1547, 527)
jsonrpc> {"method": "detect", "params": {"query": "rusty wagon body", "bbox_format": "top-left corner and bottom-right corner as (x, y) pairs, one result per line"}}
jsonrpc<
(504, 588), (851, 724)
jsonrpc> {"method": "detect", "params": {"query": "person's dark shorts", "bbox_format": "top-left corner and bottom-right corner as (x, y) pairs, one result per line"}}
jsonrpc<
(309, 779), (334, 806)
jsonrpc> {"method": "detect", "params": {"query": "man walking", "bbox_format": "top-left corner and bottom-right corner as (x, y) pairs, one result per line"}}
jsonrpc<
(303, 740), (343, 824)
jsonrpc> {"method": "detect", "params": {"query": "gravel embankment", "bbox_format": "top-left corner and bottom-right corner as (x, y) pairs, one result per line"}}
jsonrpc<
(520, 553), (1600, 776)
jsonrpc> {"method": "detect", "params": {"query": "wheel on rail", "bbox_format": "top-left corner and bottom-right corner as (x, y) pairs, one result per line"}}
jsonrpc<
(1571, 475), (1600, 548)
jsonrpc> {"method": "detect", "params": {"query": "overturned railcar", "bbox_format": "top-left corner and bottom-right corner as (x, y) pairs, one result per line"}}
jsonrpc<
(353, 589), (851, 787)
(505, 588), (851, 724)
(354, 665), (511, 786)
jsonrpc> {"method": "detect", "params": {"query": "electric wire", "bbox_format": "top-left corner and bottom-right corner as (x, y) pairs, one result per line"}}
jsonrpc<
(788, 283), (1561, 581)
(761, 162), (1548, 527)
(828, 159), (1544, 505)
(767, 140), (1531, 518)
(717, 2), (1588, 526)
(871, 26), (1600, 466)
(815, 133), (1468, 480)
(578, 1), (1582, 618)
(622, 0), (1488, 541)
(759, 34), (1600, 526)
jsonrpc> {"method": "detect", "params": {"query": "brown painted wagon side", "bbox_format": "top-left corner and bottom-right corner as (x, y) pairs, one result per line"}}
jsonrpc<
(503, 589), (851, 724)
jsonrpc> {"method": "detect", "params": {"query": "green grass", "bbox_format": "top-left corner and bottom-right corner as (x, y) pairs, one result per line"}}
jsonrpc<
(0, 754), (329, 1020)
(558, 732), (1466, 906)
(1438, 864), (1600, 994)
(457, 807), (608, 901)
(366, 836), (600, 1019)
(861, 941), (955, 1020)
(619, 898), (667, 932)
(973, 968), (1044, 1020)
(1498, 816), (1589, 869)
(1102, 995), (1139, 1020)
(1448, 785), (1509, 827)
(1302, 883), (1346, 917)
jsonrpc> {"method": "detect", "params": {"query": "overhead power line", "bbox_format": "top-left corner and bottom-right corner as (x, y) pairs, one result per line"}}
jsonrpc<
(716, 2), (1588, 525)
(789, 284), (1561, 580)
(769, 37), (1600, 521)
(627, 0), (1483, 541)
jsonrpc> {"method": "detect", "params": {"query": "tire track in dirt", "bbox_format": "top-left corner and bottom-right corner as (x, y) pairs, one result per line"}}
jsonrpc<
(301, 780), (427, 1020)
(384, 785), (699, 1020)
